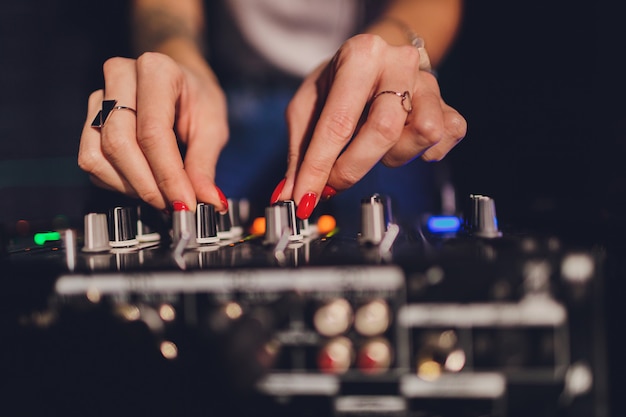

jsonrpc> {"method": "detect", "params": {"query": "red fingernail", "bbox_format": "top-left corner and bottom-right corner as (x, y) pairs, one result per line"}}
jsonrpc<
(270, 178), (286, 205)
(215, 186), (229, 212)
(296, 193), (317, 220)
(321, 185), (337, 200)
(172, 201), (189, 211)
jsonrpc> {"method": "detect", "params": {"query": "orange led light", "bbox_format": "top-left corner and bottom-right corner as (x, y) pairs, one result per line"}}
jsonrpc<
(317, 214), (336, 234)
(250, 217), (266, 235)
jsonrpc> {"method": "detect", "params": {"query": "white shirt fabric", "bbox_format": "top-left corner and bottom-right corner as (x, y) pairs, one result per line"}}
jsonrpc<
(226, 0), (359, 77)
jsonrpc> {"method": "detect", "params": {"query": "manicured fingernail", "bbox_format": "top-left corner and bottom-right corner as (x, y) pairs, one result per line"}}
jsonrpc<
(172, 201), (189, 211)
(215, 186), (228, 212)
(270, 178), (286, 205)
(296, 193), (317, 220)
(321, 185), (337, 201)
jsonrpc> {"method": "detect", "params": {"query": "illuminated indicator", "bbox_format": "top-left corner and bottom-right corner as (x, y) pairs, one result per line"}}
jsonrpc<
(427, 216), (460, 233)
(250, 217), (266, 235)
(316, 215), (337, 235)
(34, 231), (61, 246)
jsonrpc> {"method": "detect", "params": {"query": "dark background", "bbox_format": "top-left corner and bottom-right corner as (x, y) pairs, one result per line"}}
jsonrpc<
(0, 0), (618, 415)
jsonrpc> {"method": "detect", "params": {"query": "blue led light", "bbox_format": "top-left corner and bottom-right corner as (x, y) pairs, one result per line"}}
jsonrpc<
(427, 216), (461, 233)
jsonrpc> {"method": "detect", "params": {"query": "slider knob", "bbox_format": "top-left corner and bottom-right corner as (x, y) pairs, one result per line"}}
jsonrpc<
(108, 207), (138, 248)
(359, 194), (386, 245)
(468, 194), (502, 238)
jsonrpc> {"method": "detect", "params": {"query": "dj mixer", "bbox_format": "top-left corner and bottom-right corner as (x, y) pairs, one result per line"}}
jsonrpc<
(0, 194), (608, 417)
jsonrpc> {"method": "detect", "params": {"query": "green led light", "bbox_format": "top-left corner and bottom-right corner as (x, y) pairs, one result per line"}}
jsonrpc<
(34, 231), (61, 246)
(325, 228), (339, 237)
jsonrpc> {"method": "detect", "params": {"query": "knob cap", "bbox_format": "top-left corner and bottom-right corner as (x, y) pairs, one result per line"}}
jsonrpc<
(359, 194), (386, 245)
(83, 213), (110, 252)
(136, 205), (160, 243)
(227, 198), (244, 237)
(196, 203), (219, 244)
(468, 194), (502, 238)
(274, 200), (302, 241)
(264, 204), (289, 244)
(216, 210), (233, 239)
(172, 206), (198, 249)
(108, 207), (138, 248)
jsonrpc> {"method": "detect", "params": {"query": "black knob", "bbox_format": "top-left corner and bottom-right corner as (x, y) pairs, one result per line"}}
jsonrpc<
(108, 207), (138, 248)
(196, 203), (219, 244)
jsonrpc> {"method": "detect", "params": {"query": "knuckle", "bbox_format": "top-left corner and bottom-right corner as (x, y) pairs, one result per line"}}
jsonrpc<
(137, 188), (164, 207)
(287, 149), (301, 167)
(342, 34), (385, 60)
(102, 57), (133, 77)
(448, 112), (468, 141)
(136, 123), (163, 152)
(154, 175), (181, 199)
(136, 52), (175, 75)
(100, 128), (129, 158)
(416, 119), (444, 146)
(305, 157), (332, 181)
(421, 147), (445, 162)
(399, 44), (421, 66)
(88, 90), (103, 106)
(77, 148), (100, 174)
(332, 164), (360, 189)
(324, 110), (357, 146)
(380, 153), (405, 168)
(370, 116), (402, 145)
(347, 33), (384, 50)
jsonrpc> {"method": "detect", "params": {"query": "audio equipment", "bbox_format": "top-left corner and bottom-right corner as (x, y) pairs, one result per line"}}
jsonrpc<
(0, 194), (606, 417)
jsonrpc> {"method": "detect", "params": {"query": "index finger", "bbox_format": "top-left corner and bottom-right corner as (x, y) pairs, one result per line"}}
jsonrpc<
(135, 53), (197, 211)
(292, 38), (380, 217)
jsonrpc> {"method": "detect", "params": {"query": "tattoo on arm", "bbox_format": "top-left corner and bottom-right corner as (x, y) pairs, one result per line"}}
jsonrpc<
(132, 7), (204, 55)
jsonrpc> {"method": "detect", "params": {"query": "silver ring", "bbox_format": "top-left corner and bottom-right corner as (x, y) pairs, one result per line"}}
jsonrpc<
(371, 90), (412, 113)
(91, 100), (137, 128)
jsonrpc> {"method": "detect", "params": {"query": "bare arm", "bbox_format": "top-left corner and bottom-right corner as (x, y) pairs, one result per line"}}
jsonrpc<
(366, 0), (463, 68)
(132, 0), (209, 73)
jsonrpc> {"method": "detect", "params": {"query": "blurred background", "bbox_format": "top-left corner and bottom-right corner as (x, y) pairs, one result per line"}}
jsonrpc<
(0, 0), (617, 414)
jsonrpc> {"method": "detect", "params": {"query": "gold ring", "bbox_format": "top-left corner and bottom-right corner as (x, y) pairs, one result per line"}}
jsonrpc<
(371, 90), (412, 113)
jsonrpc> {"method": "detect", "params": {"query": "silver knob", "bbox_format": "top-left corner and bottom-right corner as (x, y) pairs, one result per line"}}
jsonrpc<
(468, 194), (502, 238)
(274, 200), (302, 241)
(264, 204), (289, 245)
(359, 194), (386, 245)
(172, 206), (198, 249)
(83, 213), (110, 252)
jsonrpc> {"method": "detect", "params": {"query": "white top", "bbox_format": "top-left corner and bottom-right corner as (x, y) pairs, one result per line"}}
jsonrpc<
(227, 0), (359, 77)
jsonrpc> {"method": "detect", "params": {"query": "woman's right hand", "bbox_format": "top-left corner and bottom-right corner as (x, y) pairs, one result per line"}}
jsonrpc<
(78, 52), (230, 212)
